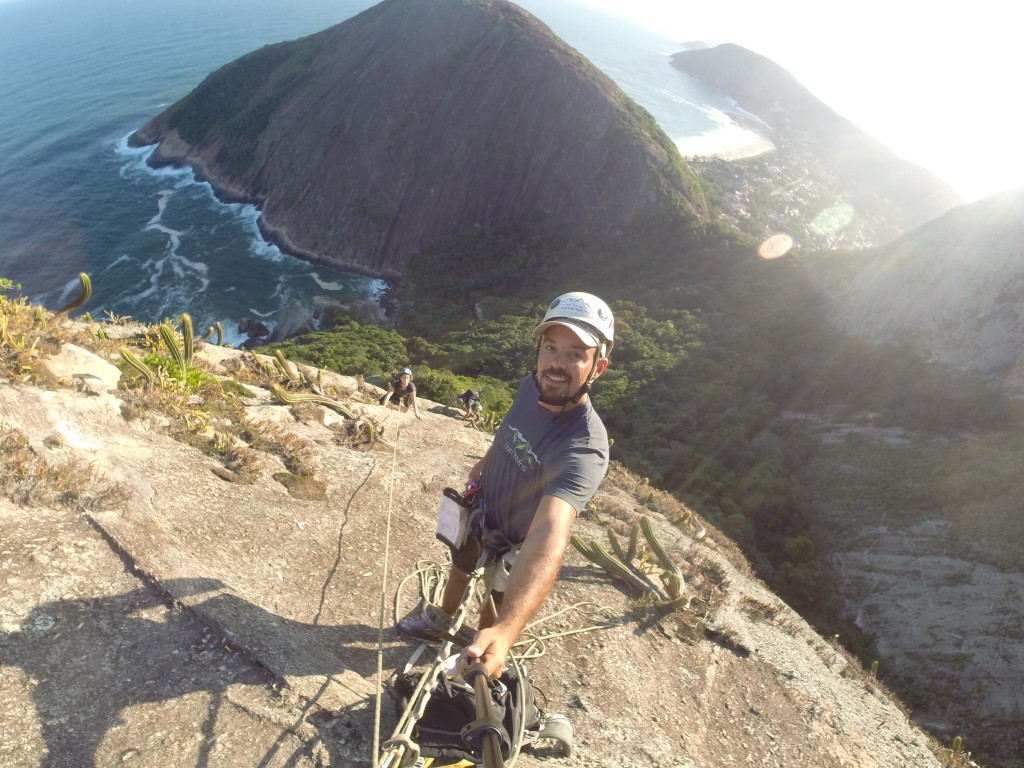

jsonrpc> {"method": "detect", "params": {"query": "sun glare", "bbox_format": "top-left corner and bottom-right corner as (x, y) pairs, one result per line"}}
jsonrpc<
(758, 233), (793, 260)
(810, 203), (857, 236)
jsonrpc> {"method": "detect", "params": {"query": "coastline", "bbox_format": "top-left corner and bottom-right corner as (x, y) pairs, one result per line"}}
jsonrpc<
(675, 125), (776, 162)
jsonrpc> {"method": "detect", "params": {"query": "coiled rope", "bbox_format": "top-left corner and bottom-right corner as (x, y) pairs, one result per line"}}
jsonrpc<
(392, 560), (623, 662)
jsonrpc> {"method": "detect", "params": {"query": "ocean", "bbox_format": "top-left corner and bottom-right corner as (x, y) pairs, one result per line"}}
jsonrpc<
(0, 0), (757, 344)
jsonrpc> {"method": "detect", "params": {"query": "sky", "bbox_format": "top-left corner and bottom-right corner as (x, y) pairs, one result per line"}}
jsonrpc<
(563, 0), (1022, 203)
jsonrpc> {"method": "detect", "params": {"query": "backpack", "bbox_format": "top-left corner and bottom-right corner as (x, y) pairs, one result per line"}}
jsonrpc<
(389, 663), (572, 764)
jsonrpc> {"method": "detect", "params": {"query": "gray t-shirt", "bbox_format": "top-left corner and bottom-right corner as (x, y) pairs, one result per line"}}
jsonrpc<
(476, 374), (609, 549)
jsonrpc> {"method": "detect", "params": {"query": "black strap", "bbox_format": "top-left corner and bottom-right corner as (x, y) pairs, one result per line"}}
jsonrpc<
(460, 715), (511, 761)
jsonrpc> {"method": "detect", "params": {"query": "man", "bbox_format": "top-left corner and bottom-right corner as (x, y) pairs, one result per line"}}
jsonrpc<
(399, 292), (614, 678)
(445, 389), (483, 424)
(380, 367), (422, 419)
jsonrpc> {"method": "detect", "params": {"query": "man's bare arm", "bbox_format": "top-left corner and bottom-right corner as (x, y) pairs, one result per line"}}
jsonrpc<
(462, 495), (576, 677)
(468, 444), (494, 484)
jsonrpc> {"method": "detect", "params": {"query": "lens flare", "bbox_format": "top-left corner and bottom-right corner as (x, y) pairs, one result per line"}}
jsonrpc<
(758, 233), (793, 260)
(810, 202), (857, 235)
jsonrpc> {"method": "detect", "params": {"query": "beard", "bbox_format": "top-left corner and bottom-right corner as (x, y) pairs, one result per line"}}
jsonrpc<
(536, 366), (580, 406)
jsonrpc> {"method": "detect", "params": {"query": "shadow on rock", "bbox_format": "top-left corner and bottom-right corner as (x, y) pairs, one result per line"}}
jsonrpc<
(0, 578), (399, 768)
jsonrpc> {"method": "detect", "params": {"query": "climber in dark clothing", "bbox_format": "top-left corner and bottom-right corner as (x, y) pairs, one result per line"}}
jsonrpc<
(446, 389), (483, 423)
(380, 367), (421, 419)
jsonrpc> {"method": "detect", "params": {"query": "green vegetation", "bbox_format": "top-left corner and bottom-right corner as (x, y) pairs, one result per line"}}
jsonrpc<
(259, 319), (409, 376)
(616, 95), (707, 215)
(167, 34), (325, 174)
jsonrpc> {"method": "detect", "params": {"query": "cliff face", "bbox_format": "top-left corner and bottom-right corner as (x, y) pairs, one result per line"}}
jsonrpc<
(130, 0), (706, 278)
(672, 43), (963, 233)
(804, 188), (1024, 394)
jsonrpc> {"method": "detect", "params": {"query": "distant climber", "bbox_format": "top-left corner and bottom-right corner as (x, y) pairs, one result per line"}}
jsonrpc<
(446, 389), (483, 424)
(380, 367), (421, 419)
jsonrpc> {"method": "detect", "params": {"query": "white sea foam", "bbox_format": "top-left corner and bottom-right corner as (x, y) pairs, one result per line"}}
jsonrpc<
(147, 190), (174, 225)
(237, 205), (287, 262)
(146, 222), (182, 252)
(219, 328), (248, 348)
(309, 272), (348, 291)
(648, 86), (695, 106)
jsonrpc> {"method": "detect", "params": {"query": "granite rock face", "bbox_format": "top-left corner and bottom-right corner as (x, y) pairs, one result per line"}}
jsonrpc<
(131, 0), (706, 278)
(0, 332), (947, 768)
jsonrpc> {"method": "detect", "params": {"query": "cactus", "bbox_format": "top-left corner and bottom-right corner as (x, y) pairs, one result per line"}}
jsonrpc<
(608, 528), (665, 597)
(951, 736), (962, 753)
(640, 516), (682, 580)
(200, 326), (214, 341)
(180, 313), (194, 367)
(626, 523), (640, 562)
(159, 323), (187, 376)
(270, 382), (355, 419)
(571, 536), (653, 595)
(607, 529), (628, 562)
(214, 321), (224, 346)
(56, 272), (92, 316)
(661, 570), (683, 600)
(573, 517), (687, 612)
(249, 351), (272, 376)
(870, 660), (879, 677)
(274, 349), (298, 382)
(120, 348), (156, 388)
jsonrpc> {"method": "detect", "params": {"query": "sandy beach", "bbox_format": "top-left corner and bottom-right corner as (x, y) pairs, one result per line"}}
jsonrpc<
(675, 124), (776, 161)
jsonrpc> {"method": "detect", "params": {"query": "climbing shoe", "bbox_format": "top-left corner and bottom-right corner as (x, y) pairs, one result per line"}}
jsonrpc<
(397, 605), (476, 646)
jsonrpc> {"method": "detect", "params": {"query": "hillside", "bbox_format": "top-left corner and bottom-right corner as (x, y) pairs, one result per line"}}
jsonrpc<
(0, 296), (961, 767)
(129, 0), (706, 279)
(672, 43), (963, 237)
(802, 188), (1024, 395)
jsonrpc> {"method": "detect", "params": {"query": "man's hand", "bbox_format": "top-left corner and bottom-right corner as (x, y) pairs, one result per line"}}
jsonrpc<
(459, 626), (515, 679)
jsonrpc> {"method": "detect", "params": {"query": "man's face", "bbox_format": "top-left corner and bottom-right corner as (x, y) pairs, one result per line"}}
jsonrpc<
(535, 324), (607, 409)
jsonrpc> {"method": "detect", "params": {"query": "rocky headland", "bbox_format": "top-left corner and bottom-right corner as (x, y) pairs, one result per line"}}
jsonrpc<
(129, 0), (706, 280)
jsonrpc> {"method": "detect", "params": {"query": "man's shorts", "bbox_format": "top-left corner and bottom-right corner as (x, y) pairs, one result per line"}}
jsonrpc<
(450, 533), (486, 573)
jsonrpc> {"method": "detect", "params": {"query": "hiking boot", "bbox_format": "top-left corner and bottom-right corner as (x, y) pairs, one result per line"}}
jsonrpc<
(397, 605), (476, 646)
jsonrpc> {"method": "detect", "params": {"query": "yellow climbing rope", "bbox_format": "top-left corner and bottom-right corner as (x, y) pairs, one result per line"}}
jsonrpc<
(373, 427), (402, 765)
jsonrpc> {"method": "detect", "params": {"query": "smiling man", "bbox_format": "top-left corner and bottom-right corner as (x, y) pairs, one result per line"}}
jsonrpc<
(398, 292), (614, 678)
